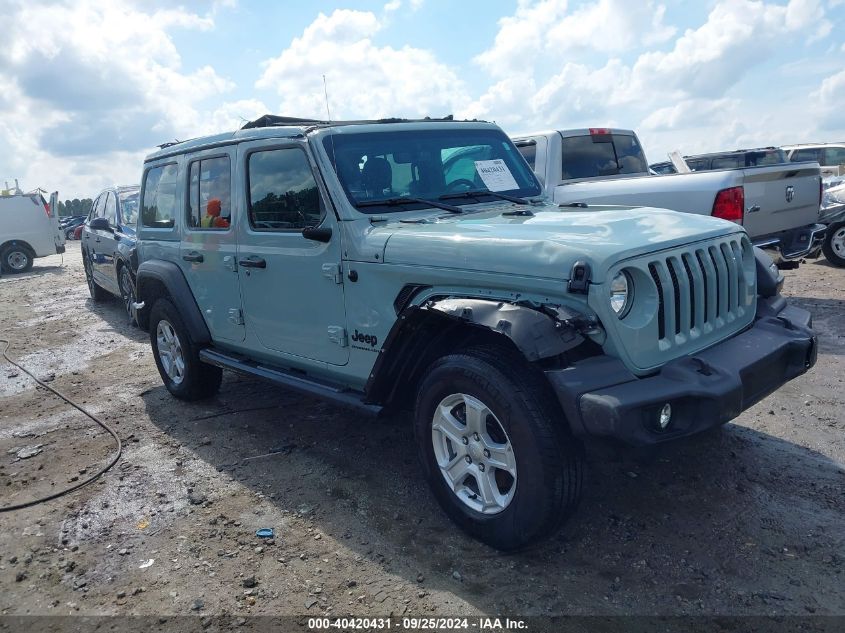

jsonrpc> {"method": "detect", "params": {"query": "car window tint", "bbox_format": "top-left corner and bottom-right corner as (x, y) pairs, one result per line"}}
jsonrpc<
(560, 134), (647, 180)
(516, 143), (536, 169)
(90, 195), (104, 220)
(824, 148), (845, 166)
(791, 149), (821, 163)
(711, 156), (742, 169)
(247, 148), (324, 231)
(141, 164), (178, 228)
(118, 190), (140, 226)
(104, 192), (117, 225)
(186, 156), (231, 230)
(686, 159), (708, 172)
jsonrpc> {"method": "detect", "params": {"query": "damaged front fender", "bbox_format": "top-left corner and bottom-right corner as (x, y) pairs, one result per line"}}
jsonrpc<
(426, 298), (589, 361)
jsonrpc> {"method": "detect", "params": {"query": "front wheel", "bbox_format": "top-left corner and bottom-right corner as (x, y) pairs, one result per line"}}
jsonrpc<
(414, 347), (584, 551)
(149, 298), (222, 400)
(822, 222), (845, 267)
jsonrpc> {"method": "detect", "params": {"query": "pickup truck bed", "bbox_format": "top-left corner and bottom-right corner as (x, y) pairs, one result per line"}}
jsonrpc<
(513, 129), (825, 265)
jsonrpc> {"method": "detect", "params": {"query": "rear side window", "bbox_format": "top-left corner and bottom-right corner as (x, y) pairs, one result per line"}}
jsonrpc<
(711, 156), (742, 169)
(790, 148), (822, 163)
(560, 134), (648, 180)
(824, 148), (845, 166)
(686, 159), (708, 172)
(141, 164), (178, 228)
(247, 148), (325, 231)
(186, 156), (231, 230)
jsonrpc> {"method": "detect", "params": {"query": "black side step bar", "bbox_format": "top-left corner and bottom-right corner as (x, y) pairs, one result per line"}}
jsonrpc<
(199, 348), (382, 417)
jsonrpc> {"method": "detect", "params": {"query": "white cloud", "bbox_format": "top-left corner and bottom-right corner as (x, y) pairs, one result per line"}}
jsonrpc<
(812, 68), (845, 130)
(473, 0), (569, 78)
(546, 0), (675, 53)
(256, 9), (468, 120)
(629, 0), (829, 99)
(0, 0), (240, 198)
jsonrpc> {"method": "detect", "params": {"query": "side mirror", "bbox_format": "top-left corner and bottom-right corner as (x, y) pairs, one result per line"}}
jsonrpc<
(302, 226), (332, 243)
(89, 217), (112, 232)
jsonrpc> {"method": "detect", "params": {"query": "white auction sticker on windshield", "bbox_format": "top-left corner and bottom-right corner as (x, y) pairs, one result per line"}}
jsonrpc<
(474, 159), (519, 192)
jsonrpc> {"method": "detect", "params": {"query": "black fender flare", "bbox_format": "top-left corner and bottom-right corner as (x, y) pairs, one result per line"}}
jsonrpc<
(365, 298), (586, 406)
(136, 260), (210, 344)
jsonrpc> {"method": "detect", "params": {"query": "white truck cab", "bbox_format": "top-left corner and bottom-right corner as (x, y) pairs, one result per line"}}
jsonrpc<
(0, 181), (64, 273)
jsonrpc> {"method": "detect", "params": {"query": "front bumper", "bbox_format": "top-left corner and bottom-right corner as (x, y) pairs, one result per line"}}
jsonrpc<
(546, 298), (816, 446)
(754, 223), (826, 263)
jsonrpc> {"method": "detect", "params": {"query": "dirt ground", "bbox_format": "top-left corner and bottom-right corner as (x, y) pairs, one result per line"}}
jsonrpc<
(0, 241), (843, 622)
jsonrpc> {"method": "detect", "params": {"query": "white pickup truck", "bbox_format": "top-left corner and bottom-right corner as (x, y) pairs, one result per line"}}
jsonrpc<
(512, 128), (826, 268)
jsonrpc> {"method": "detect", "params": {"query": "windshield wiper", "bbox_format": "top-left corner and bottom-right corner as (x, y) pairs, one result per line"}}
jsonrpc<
(356, 196), (463, 214)
(440, 189), (530, 205)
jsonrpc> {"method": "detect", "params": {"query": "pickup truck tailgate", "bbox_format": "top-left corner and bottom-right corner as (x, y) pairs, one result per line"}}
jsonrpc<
(742, 162), (821, 238)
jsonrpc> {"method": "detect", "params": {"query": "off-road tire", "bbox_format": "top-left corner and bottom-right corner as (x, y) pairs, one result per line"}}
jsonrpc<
(149, 298), (222, 400)
(414, 346), (584, 551)
(822, 222), (845, 267)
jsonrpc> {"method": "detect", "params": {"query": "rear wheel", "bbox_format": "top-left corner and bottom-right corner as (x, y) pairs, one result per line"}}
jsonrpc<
(822, 222), (845, 267)
(149, 298), (222, 400)
(414, 346), (584, 551)
(83, 254), (108, 301)
(1, 245), (33, 273)
(118, 265), (137, 324)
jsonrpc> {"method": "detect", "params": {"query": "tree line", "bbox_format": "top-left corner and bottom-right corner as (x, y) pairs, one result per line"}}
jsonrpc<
(57, 198), (94, 217)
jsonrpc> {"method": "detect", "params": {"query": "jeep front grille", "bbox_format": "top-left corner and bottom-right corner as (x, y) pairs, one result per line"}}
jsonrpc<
(603, 234), (756, 372)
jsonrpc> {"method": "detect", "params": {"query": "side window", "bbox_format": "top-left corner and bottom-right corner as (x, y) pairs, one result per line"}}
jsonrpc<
(141, 164), (178, 228)
(247, 148), (325, 231)
(823, 148), (845, 166)
(104, 192), (117, 225)
(711, 156), (741, 169)
(89, 195), (103, 220)
(186, 156), (231, 230)
(791, 148), (821, 163)
(686, 159), (708, 172)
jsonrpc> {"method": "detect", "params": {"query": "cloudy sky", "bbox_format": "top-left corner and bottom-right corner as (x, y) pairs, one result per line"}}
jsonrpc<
(1, 0), (843, 199)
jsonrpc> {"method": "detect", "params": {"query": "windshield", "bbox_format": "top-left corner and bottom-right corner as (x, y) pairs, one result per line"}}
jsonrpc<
(118, 189), (140, 226)
(322, 128), (541, 212)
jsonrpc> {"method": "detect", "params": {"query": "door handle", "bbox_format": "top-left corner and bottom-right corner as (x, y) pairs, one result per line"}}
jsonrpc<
(239, 256), (266, 269)
(95, 238), (101, 243)
(182, 252), (204, 263)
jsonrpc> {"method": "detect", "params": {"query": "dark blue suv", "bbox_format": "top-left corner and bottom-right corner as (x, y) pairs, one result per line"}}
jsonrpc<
(81, 185), (141, 321)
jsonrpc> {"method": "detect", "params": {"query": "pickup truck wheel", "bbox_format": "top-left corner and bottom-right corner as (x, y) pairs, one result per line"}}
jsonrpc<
(83, 255), (108, 302)
(822, 223), (845, 267)
(2, 245), (33, 273)
(414, 347), (583, 551)
(149, 298), (222, 400)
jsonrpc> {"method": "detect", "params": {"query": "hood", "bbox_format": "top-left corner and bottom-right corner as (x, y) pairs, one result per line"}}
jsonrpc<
(378, 203), (744, 281)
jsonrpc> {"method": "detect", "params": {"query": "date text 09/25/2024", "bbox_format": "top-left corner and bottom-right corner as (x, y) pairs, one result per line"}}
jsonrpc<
(308, 617), (528, 630)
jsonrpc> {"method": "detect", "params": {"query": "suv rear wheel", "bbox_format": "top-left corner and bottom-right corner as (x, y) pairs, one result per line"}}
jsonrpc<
(822, 222), (845, 267)
(83, 255), (108, 302)
(118, 266), (137, 324)
(149, 298), (222, 400)
(414, 346), (583, 551)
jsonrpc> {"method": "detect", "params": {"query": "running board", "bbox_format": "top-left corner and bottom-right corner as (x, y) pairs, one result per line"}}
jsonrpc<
(199, 348), (382, 417)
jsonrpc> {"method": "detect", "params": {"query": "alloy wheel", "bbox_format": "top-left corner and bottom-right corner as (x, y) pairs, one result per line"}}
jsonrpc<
(156, 320), (185, 385)
(431, 393), (517, 515)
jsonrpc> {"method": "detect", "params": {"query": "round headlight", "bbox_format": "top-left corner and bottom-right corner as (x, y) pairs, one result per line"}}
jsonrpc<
(609, 271), (631, 317)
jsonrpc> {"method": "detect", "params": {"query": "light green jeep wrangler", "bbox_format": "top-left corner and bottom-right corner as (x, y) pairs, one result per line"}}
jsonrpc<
(134, 115), (816, 550)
